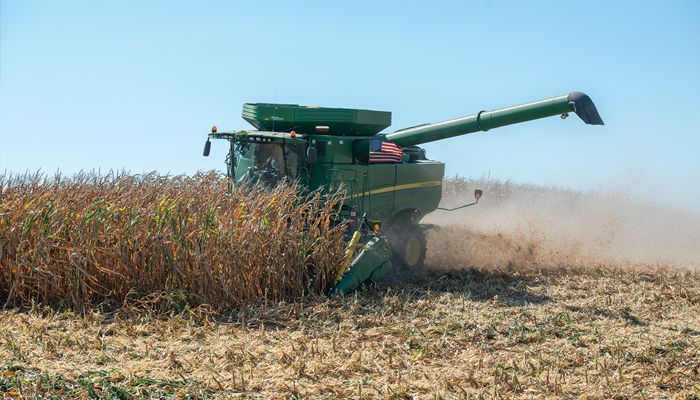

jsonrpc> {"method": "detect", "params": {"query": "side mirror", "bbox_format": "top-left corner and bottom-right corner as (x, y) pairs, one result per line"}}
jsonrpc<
(307, 146), (317, 164)
(437, 188), (483, 212)
(203, 139), (211, 157)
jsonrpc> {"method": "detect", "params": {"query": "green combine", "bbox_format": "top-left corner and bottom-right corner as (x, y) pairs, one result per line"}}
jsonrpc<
(203, 92), (604, 293)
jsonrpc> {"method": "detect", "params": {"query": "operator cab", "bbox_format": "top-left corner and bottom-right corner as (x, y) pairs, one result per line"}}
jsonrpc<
(204, 130), (309, 188)
(234, 140), (307, 186)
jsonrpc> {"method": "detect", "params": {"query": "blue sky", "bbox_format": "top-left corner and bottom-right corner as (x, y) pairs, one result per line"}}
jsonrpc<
(1, 1), (699, 210)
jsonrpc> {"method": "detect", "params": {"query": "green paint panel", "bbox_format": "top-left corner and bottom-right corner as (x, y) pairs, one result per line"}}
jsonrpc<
(393, 161), (444, 218)
(365, 163), (397, 221)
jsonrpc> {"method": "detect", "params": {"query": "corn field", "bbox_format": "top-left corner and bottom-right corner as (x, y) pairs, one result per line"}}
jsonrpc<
(1, 175), (699, 398)
(0, 172), (347, 311)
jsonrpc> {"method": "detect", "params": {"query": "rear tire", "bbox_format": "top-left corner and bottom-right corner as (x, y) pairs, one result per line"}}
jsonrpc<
(385, 223), (427, 271)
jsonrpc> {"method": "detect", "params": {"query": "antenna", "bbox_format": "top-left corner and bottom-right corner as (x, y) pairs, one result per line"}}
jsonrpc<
(272, 85), (278, 132)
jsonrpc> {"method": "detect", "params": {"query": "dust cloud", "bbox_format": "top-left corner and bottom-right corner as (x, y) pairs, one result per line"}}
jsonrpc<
(423, 178), (700, 270)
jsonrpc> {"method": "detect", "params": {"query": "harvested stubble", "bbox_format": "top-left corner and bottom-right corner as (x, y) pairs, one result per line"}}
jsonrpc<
(0, 172), (346, 311)
(1, 264), (699, 399)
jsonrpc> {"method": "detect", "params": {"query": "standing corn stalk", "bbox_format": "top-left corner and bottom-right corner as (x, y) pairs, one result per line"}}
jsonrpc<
(0, 171), (346, 311)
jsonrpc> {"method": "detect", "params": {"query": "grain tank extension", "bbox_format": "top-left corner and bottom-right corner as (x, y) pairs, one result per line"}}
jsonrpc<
(203, 92), (603, 293)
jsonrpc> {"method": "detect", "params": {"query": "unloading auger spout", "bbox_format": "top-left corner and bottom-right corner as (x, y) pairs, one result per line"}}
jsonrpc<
(385, 92), (604, 147)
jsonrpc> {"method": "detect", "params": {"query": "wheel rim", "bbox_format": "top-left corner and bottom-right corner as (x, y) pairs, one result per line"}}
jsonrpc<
(404, 237), (421, 266)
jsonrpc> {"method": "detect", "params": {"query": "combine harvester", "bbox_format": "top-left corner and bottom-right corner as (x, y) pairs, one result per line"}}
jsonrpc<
(203, 92), (603, 293)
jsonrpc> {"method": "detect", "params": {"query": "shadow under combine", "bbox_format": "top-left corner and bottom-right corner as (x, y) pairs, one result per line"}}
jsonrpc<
(380, 264), (550, 306)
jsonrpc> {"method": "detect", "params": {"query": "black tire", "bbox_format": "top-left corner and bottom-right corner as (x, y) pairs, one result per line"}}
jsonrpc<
(385, 223), (427, 271)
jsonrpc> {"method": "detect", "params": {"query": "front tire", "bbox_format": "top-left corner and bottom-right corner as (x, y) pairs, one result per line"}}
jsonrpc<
(385, 223), (427, 270)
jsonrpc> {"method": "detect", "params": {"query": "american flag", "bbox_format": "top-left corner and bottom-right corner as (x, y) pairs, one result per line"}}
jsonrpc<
(369, 138), (403, 163)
